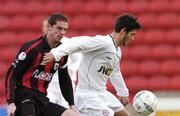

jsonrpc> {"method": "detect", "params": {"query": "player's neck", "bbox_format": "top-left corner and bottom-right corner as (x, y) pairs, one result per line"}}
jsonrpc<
(112, 31), (126, 46)
(111, 32), (121, 47)
(46, 34), (58, 48)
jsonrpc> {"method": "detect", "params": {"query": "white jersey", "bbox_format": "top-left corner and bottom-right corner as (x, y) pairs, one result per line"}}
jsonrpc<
(51, 35), (129, 97)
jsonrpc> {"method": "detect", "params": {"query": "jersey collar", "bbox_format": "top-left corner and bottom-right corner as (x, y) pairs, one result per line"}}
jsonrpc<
(42, 35), (61, 49)
(109, 34), (118, 51)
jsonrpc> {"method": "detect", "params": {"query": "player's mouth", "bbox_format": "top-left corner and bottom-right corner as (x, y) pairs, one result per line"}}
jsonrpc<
(57, 36), (63, 39)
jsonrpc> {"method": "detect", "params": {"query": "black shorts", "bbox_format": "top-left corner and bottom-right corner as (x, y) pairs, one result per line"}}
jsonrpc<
(15, 87), (67, 116)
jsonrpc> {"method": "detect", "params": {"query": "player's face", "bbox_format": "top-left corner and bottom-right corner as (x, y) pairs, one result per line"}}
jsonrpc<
(50, 21), (68, 42)
(122, 29), (138, 46)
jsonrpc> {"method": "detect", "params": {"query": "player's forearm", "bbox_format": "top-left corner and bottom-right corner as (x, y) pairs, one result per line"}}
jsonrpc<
(110, 75), (129, 97)
(110, 71), (129, 97)
(110, 62), (129, 97)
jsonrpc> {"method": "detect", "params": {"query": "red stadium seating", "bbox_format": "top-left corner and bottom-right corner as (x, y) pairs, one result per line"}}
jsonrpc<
(0, 16), (9, 30)
(1, 47), (19, 63)
(170, 75), (180, 90)
(0, 62), (10, 78)
(147, 0), (169, 13)
(151, 45), (174, 60)
(93, 15), (114, 30)
(121, 60), (138, 76)
(83, 1), (106, 15)
(0, 81), (5, 96)
(138, 60), (160, 76)
(9, 15), (30, 31)
(0, 32), (17, 46)
(0, 4), (3, 14)
(23, 1), (44, 15)
(29, 15), (47, 31)
(138, 14), (157, 28)
(17, 32), (38, 46)
(70, 15), (93, 30)
(107, 1), (128, 14)
(121, 47), (131, 60)
(149, 75), (169, 90)
(169, 0), (180, 13)
(2, 2), (23, 15)
(143, 30), (165, 44)
(63, 2), (84, 15)
(126, 76), (148, 92)
(178, 16), (180, 27)
(160, 60), (180, 75)
(44, 2), (64, 14)
(173, 45), (180, 59)
(128, 1), (148, 14)
(156, 13), (178, 28)
(127, 45), (152, 60)
(0, 95), (6, 104)
(166, 29), (180, 44)
(0, 80), (5, 94)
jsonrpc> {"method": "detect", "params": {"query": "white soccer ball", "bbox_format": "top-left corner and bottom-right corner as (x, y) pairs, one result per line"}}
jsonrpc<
(133, 90), (157, 115)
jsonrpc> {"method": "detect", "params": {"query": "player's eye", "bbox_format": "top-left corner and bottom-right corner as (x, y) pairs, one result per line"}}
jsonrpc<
(56, 27), (68, 31)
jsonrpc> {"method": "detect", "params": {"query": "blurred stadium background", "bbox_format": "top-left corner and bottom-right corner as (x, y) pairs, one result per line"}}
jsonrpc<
(0, 0), (180, 115)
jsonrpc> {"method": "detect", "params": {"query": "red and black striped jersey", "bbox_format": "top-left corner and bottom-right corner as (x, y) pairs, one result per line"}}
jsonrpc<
(5, 35), (74, 105)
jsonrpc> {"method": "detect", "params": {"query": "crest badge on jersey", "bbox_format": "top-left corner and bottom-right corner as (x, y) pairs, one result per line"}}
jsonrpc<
(18, 52), (26, 60)
(103, 110), (109, 116)
(54, 63), (59, 70)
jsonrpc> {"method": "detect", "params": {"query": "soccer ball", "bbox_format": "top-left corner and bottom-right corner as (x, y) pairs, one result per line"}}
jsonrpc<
(133, 90), (157, 115)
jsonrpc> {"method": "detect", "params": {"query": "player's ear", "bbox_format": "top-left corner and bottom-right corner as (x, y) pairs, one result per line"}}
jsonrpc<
(47, 23), (52, 30)
(120, 28), (126, 34)
(122, 28), (126, 32)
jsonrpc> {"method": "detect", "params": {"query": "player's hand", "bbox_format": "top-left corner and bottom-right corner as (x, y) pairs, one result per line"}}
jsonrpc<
(41, 52), (55, 65)
(118, 96), (129, 106)
(69, 105), (79, 113)
(7, 103), (16, 116)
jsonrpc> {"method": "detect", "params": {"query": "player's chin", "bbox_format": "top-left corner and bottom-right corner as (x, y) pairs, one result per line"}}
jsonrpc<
(56, 36), (63, 41)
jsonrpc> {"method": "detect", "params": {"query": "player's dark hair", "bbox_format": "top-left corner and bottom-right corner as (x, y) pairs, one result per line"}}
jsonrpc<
(114, 13), (141, 33)
(48, 13), (68, 26)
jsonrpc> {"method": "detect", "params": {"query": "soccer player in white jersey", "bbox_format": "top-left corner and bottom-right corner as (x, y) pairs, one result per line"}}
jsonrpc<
(42, 13), (141, 116)
(42, 19), (81, 108)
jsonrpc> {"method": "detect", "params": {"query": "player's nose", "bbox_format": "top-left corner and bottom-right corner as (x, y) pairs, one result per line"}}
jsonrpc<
(130, 37), (135, 41)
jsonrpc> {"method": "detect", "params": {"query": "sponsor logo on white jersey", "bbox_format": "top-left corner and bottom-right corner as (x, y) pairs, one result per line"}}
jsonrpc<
(98, 66), (113, 76)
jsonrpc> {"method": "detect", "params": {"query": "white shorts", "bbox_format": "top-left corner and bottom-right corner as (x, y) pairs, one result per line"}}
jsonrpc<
(74, 89), (124, 116)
